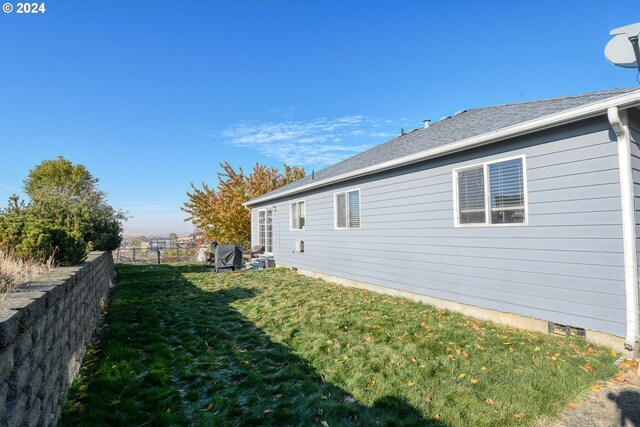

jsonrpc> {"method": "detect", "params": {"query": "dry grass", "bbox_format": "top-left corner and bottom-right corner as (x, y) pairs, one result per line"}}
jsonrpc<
(0, 250), (53, 297)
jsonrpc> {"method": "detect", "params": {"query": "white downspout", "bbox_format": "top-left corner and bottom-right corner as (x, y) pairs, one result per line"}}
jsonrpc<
(608, 106), (639, 352)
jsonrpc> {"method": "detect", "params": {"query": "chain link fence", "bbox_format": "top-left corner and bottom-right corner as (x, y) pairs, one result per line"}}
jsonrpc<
(113, 247), (200, 264)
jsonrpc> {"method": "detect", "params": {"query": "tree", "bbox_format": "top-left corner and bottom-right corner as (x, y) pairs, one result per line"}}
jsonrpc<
(0, 157), (126, 265)
(183, 162), (304, 247)
(25, 157), (126, 251)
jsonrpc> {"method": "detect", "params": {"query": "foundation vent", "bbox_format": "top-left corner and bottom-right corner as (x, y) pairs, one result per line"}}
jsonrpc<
(548, 321), (586, 338)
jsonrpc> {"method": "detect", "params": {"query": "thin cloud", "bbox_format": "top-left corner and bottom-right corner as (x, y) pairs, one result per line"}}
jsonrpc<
(221, 116), (397, 168)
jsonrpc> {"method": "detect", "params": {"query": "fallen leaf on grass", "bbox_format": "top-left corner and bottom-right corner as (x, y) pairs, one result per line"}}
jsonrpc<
(264, 409), (273, 414)
(434, 413), (441, 421)
(321, 421), (330, 427)
(591, 385), (602, 392)
(407, 380), (414, 387)
(514, 413), (526, 418)
(486, 399), (494, 405)
(470, 378), (478, 384)
(67, 402), (86, 413)
(457, 373), (466, 379)
(344, 396), (356, 404)
(567, 402), (580, 409)
(318, 408), (324, 416)
(481, 366), (488, 371)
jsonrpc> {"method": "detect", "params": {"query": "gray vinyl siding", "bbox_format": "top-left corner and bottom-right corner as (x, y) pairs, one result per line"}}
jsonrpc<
(252, 116), (627, 337)
(629, 111), (640, 275)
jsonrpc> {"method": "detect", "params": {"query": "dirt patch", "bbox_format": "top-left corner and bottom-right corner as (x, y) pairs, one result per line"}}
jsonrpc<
(538, 358), (640, 427)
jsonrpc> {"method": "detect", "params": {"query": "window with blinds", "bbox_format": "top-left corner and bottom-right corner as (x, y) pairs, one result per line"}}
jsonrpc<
(290, 200), (306, 230)
(489, 158), (525, 224)
(455, 156), (526, 226)
(348, 190), (360, 228)
(457, 166), (485, 224)
(335, 189), (360, 229)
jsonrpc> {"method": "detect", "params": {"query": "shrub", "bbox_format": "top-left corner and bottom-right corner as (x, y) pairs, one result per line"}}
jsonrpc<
(0, 157), (125, 265)
(0, 214), (86, 265)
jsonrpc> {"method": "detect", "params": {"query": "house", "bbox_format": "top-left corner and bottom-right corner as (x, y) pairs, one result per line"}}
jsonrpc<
(244, 88), (640, 352)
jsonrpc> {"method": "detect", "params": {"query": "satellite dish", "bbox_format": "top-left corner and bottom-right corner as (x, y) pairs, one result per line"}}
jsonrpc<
(605, 22), (640, 70)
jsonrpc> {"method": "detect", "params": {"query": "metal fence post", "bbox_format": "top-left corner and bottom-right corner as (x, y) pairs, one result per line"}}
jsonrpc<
(157, 249), (161, 265)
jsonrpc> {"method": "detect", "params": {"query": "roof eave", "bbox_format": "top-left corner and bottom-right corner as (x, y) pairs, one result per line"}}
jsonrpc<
(244, 89), (640, 207)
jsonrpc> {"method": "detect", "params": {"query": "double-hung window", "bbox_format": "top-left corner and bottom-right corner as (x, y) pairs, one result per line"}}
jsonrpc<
(290, 200), (305, 230)
(454, 156), (527, 226)
(335, 189), (360, 229)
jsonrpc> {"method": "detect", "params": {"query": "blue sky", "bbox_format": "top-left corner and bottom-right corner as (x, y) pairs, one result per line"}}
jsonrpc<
(1, 1), (638, 235)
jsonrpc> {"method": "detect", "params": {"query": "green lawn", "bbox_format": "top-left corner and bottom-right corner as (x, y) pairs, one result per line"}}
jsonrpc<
(61, 264), (618, 426)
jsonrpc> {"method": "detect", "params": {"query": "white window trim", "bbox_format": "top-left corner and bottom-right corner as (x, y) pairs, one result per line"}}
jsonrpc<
(452, 154), (528, 228)
(289, 199), (306, 231)
(334, 188), (361, 230)
(257, 208), (274, 254)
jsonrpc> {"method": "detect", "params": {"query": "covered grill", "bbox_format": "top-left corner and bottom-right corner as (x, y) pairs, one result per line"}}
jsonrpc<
(214, 244), (243, 272)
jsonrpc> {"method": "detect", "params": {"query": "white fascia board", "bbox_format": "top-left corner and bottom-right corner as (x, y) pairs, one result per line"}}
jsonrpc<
(244, 90), (640, 207)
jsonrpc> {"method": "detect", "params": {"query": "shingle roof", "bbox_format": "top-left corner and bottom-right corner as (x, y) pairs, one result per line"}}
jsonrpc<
(251, 88), (637, 203)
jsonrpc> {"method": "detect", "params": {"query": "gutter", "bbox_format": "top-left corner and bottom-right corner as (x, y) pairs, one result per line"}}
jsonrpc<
(608, 106), (639, 352)
(245, 89), (640, 207)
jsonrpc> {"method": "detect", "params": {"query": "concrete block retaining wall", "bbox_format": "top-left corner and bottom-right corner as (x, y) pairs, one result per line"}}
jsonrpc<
(0, 251), (115, 426)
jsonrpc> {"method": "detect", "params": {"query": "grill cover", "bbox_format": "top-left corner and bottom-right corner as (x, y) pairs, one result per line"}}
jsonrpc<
(215, 245), (243, 271)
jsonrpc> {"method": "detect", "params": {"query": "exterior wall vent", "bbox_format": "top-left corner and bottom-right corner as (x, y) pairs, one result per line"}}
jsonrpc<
(548, 321), (586, 338)
(295, 240), (304, 253)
